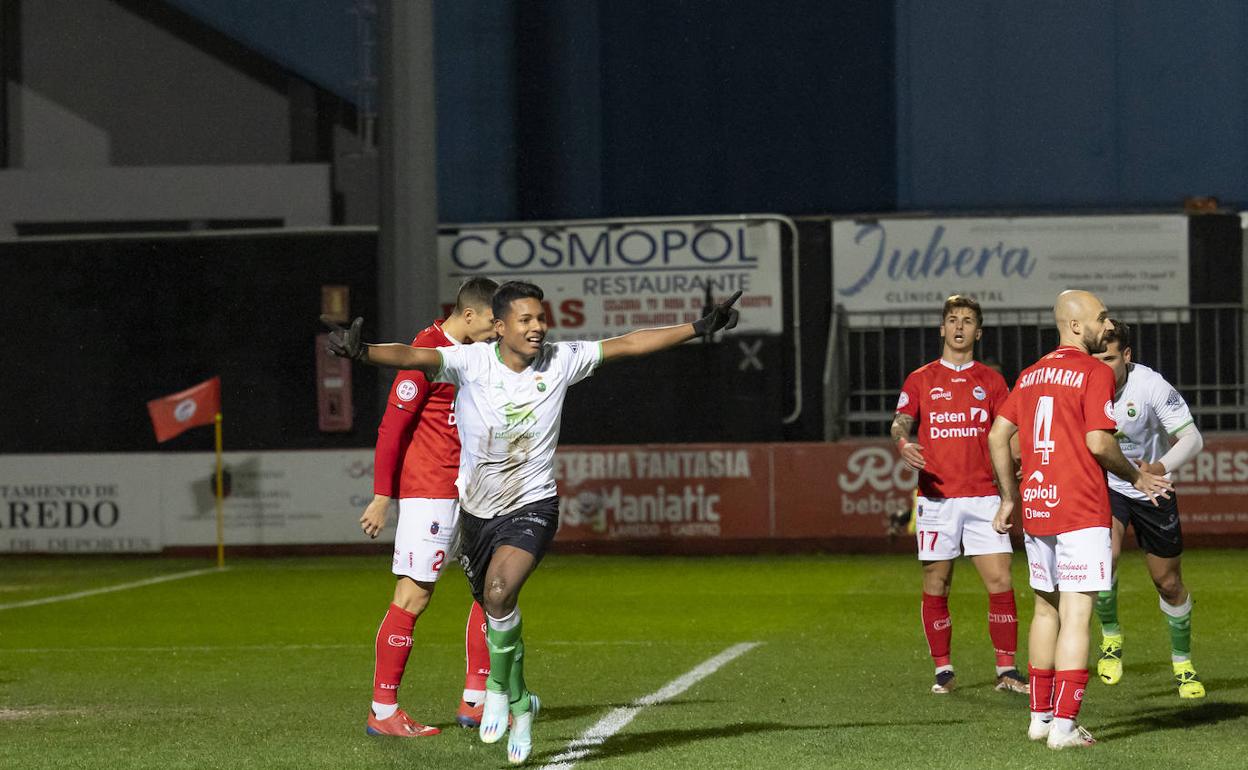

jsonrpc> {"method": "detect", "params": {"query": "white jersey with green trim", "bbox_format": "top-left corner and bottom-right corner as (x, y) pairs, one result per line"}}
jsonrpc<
(435, 339), (602, 518)
(1108, 362), (1194, 501)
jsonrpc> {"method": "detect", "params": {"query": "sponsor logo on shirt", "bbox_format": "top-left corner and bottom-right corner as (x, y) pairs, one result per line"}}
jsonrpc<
(928, 386), (953, 401)
(973, 385), (987, 400)
(396, 379), (419, 402)
(897, 391), (910, 409)
(1022, 470), (1061, 508)
(927, 410), (987, 439)
(1166, 389), (1183, 407)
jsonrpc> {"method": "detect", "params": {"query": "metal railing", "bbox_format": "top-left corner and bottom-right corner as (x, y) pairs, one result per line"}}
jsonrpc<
(823, 304), (1247, 438)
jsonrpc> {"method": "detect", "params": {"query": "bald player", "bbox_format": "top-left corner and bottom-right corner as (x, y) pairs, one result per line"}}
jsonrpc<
(988, 290), (1172, 749)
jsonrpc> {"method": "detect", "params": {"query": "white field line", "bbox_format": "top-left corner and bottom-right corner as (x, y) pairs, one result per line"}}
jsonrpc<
(540, 641), (761, 770)
(0, 568), (223, 611)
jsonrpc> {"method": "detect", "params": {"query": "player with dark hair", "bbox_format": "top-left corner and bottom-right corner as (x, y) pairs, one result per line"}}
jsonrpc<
(361, 276), (500, 738)
(891, 295), (1025, 695)
(1092, 319), (1206, 698)
(988, 290), (1171, 749)
(325, 280), (741, 764)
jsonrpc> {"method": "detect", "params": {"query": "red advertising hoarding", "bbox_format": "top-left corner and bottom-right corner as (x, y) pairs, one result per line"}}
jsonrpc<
(553, 437), (1248, 550)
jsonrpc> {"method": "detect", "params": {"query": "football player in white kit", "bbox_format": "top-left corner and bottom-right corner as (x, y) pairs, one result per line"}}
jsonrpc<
(1093, 319), (1206, 698)
(324, 280), (742, 765)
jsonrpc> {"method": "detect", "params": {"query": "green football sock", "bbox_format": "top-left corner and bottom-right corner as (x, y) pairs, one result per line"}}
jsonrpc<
(508, 636), (531, 716)
(486, 615), (523, 694)
(1160, 595), (1193, 660)
(1096, 579), (1120, 636)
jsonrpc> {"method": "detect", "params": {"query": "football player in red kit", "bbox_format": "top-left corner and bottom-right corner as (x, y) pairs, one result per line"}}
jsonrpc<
(989, 290), (1172, 749)
(362, 277), (499, 737)
(891, 295), (1027, 696)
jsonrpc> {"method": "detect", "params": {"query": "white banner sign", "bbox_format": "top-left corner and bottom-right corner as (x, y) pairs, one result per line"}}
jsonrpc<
(832, 215), (1189, 323)
(158, 450), (376, 546)
(438, 219), (784, 340)
(0, 450), (378, 552)
(0, 454), (163, 553)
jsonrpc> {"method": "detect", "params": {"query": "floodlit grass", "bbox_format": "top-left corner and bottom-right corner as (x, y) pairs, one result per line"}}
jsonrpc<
(1, 551), (1245, 768)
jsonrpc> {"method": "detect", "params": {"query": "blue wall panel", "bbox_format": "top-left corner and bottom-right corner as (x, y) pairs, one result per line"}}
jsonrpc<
(897, 0), (1248, 209)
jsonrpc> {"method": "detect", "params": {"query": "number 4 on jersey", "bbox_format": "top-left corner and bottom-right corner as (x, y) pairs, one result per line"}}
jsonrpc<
(1033, 395), (1055, 465)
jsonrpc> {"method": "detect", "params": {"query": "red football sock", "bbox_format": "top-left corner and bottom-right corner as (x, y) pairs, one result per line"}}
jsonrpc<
(988, 590), (1019, 667)
(1053, 669), (1089, 720)
(373, 603), (417, 705)
(1029, 665), (1055, 713)
(463, 601), (490, 695)
(921, 593), (952, 667)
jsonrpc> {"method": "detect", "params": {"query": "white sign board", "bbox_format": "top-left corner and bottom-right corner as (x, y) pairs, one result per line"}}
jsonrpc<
(832, 215), (1189, 324)
(438, 219), (784, 340)
(0, 450), (379, 552)
(0, 454), (163, 553)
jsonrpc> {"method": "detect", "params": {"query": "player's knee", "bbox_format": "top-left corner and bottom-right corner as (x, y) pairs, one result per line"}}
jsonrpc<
(483, 576), (517, 616)
(393, 578), (435, 616)
(1154, 575), (1186, 605)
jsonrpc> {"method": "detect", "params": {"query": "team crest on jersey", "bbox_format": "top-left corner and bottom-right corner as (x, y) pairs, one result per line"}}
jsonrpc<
(396, 379), (419, 402)
(430, 521), (440, 535)
(897, 391), (910, 409)
(1104, 400), (1115, 420)
(972, 385), (986, 400)
(537, 382), (547, 392)
(1126, 401), (1137, 418)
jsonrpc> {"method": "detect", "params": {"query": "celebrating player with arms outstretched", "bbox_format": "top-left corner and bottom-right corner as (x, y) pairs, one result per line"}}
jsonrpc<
(1093, 320), (1206, 698)
(891, 295), (1026, 696)
(360, 276), (499, 738)
(325, 280), (741, 765)
(988, 290), (1172, 750)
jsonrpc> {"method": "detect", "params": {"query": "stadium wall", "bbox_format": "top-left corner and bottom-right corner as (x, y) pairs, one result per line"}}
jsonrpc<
(5, 440), (1248, 555)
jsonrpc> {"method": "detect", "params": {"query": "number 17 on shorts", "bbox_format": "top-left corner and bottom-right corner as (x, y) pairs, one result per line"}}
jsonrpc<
(915, 495), (1010, 562)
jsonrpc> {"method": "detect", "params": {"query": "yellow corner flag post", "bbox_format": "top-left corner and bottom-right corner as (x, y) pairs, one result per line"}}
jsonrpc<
(214, 412), (225, 569)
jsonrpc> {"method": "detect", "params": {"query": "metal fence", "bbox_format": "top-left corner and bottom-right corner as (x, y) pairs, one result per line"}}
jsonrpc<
(823, 304), (1247, 438)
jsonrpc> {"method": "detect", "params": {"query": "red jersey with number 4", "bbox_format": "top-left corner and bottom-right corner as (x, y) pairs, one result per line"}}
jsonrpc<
(896, 359), (1010, 499)
(372, 320), (460, 499)
(999, 346), (1117, 535)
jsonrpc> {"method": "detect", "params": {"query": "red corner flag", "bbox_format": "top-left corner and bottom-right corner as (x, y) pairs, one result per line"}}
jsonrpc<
(147, 377), (221, 442)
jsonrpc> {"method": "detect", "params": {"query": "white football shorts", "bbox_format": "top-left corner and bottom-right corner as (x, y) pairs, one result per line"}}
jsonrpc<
(1023, 526), (1112, 593)
(392, 497), (459, 582)
(914, 494), (1011, 561)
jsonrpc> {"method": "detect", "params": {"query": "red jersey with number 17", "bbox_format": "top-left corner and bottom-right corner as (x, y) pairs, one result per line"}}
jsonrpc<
(998, 346), (1117, 536)
(896, 359), (1010, 499)
(371, 320), (461, 499)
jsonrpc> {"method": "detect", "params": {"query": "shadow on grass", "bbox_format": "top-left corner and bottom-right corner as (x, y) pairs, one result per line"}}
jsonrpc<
(1095, 701), (1248, 741)
(532, 718), (964, 764)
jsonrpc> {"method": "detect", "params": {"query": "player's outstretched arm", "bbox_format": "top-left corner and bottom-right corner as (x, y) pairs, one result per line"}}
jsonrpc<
(988, 416), (1020, 533)
(320, 315), (441, 378)
(600, 290), (741, 364)
(1086, 429), (1174, 504)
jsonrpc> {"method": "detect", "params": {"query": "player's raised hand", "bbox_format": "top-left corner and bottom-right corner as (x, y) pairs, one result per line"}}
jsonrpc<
(898, 439), (926, 470)
(321, 315), (369, 362)
(1133, 460), (1175, 505)
(693, 290), (742, 338)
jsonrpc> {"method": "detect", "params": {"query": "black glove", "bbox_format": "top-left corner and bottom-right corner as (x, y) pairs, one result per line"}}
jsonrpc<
(692, 290), (742, 338)
(320, 315), (369, 362)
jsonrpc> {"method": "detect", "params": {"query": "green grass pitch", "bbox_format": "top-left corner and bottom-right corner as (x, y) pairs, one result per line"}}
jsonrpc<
(2, 551), (1246, 769)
